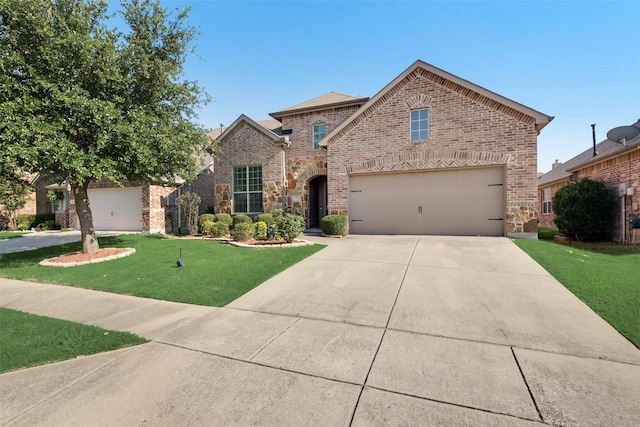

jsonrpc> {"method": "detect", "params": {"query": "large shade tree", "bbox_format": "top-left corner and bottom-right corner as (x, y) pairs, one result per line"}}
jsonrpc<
(0, 0), (211, 253)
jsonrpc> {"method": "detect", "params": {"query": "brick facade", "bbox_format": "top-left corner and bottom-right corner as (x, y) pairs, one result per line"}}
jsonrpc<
(326, 68), (540, 235)
(539, 146), (640, 242)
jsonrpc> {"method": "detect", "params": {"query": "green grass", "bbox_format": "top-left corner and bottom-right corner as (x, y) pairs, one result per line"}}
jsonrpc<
(0, 307), (147, 374)
(0, 231), (30, 240)
(515, 239), (640, 348)
(0, 234), (325, 306)
(537, 227), (559, 240)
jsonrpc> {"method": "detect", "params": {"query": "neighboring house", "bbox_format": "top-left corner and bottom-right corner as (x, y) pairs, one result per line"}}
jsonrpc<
(538, 120), (640, 242)
(31, 151), (215, 233)
(213, 60), (553, 238)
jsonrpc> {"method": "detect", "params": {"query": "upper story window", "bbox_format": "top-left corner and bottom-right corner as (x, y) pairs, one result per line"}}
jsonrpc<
(542, 188), (552, 214)
(410, 109), (429, 141)
(233, 165), (263, 213)
(313, 124), (326, 150)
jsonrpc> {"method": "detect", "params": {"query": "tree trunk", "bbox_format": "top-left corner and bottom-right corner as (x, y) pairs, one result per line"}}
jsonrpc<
(72, 183), (100, 254)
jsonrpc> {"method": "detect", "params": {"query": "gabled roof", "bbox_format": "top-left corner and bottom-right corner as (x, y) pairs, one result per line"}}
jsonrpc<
(320, 59), (554, 147)
(269, 91), (369, 121)
(538, 120), (640, 187)
(217, 114), (289, 147)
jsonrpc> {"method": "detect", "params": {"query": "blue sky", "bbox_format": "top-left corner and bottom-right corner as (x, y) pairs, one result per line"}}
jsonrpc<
(124, 1), (639, 173)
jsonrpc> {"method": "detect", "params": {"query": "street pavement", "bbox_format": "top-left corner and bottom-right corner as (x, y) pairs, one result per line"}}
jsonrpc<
(1, 235), (639, 426)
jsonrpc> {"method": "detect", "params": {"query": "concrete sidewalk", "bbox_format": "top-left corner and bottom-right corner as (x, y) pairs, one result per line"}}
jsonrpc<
(1, 235), (639, 426)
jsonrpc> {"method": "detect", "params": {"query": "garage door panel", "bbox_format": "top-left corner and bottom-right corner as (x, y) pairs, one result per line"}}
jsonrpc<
(79, 188), (142, 231)
(349, 168), (504, 236)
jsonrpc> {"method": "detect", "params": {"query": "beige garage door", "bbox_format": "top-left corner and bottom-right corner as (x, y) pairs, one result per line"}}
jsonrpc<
(78, 188), (142, 231)
(349, 167), (504, 235)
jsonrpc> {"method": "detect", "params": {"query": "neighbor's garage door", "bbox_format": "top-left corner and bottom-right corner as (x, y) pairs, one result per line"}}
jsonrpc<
(78, 187), (142, 231)
(349, 167), (504, 236)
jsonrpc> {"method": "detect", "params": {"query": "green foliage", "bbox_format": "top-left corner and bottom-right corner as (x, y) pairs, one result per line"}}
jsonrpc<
(231, 222), (254, 242)
(537, 227), (559, 240)
(210, 221), (229, 238)
(254, 221), (267, 240)
(232, 214), (253, 227)
(198, 213), (215, 233)
(321, 215), (349, 236)
(215, 213), (233, 227)
(0, 176), (31, 229)
(38, 219), (61, 231)
(271, 208), (284, 218)
(178, 191), (200, 235)
(552, 178), (616, 241)
(200, 220), (215, 235)
(15, 213), (56, 230)
(276, 213), (305, 243)
(0, 0), (215, 250)
(255, 213), (275, 226)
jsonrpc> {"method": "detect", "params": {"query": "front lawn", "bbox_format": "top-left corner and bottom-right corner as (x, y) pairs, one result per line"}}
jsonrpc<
(515, 239), (640, 348)
(0, 234), (324, 306)
(0, 307), (147, 374)
(0, 231), (30, 240)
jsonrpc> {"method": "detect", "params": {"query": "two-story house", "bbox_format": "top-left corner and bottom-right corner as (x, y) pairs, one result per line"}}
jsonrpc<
(213, 60), (553, 238)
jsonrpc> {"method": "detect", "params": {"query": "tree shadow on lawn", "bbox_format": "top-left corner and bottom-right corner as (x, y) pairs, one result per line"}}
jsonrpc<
(560, 241), (640, 256)
(0, 236), (126, 268)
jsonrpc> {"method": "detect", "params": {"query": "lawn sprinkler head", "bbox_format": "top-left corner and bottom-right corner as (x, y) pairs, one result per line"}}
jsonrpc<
(177, 248), (184, 267)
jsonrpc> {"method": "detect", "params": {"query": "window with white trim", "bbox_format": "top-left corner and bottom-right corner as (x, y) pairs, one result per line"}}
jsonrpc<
(313, 124), (326, 150)
(410, 109), (429, 141)
(542, 188), (552, 214)
(233, 165), (262, 213)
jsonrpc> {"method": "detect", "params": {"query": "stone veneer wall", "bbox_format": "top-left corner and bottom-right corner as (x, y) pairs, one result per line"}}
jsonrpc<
(325, 67), (540, 236)
(279, 105), (358, 218)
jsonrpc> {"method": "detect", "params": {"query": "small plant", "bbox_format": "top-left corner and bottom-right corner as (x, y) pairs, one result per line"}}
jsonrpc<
(321, 215), (348, 236)
(254, 221), (267, 240)
(198, 214), (216, 233)
(215, 213), (233, 227)
(231, 222), (254, 241)
(200, 220), (216, 236)
(255, 213), (275, 227)
(276, 213), (305, 243)
(178, 192), (201, 235)
(232, 214), (252, 228)
(210, 221), (229, 238)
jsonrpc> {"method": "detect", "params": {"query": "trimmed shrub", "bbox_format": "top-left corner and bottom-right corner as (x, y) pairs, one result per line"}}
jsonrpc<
(200, 220), (216, 235)
(254, 221), (268, 240)
(16, 213), (56, 230)
(198, 214), (216, 233)
(276, 213), (305, 243)
(215, 213), (233, 227)
(231, 222), (254, 241)
(37, 219), (61, 231)
(321, 215), (348, 236)
(232, 214), (252, 227)
(255, 213), (275, 227)
(552, 177), (616, 241)
(202, 221), (229, 238)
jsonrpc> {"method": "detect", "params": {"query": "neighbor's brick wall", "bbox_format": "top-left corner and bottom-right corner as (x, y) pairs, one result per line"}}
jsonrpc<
(181, 168), (215, 215)
(575, 148), (640, 241)
(143, 183), (178, 233)
(326, 67), (540, 235)
(537, 180), (567, 228)
(214, 122), (285, 214)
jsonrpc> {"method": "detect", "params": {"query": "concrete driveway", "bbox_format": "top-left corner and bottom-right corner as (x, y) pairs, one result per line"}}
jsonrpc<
(1, 235), (639, 426)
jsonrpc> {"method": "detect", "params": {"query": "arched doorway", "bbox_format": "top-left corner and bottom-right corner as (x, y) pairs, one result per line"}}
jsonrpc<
(308, 175), (327, 228)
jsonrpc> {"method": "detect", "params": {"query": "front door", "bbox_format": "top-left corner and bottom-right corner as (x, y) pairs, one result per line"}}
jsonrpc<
(308, 175), (327, 228)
